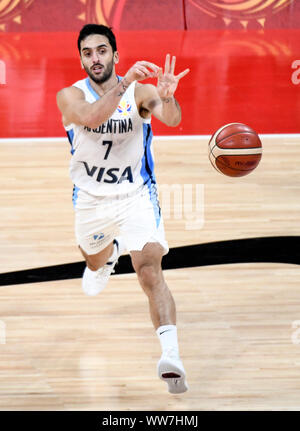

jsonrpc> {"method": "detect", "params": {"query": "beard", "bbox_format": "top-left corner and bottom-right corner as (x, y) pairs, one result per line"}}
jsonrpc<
(85, 57), (114, 84)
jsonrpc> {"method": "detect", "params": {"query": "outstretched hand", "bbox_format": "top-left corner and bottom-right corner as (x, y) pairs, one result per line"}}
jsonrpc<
(157, 54), (190, 99)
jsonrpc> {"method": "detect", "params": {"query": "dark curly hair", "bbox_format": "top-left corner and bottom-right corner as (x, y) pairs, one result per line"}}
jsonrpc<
(77, 24), (117, 53)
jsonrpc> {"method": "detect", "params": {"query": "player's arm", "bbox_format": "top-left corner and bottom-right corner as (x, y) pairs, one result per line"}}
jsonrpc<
(56, 61), (160, 128)
(139, 54), (189, 127)
(139, 84), (182, 127)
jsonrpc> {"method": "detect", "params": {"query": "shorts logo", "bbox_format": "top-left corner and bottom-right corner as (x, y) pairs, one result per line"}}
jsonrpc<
(93, 233), (104, 241)
(117, 100), (132, 117)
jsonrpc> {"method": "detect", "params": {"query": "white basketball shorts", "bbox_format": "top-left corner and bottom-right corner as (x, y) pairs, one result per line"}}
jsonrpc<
(73, 184), (169, 256)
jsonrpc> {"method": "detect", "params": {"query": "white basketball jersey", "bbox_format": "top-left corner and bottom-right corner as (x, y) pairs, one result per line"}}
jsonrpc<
(65, 77), (158, 204)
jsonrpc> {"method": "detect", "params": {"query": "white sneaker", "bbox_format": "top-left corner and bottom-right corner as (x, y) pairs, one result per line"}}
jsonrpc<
(157, 347), (188, 394)
(82, 238), (124, 296)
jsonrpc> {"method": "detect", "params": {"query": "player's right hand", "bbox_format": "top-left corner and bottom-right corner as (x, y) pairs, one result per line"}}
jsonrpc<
(124, 61), (160, 84)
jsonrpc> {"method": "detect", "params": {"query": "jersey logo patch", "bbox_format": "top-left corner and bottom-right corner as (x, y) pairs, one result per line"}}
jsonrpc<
(93, 233), (104, 241)
(117, 100), (132, 117)
(81, 161), (133, 184)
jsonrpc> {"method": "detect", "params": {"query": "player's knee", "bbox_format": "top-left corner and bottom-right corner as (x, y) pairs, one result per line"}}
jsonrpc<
(86, 260), (100, 271)
(85, 256), (106, 271)
(136, 263), (162, 289)
(79, 244), (112, 271)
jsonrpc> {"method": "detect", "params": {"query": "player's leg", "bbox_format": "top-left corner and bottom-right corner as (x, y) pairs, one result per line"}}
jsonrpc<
(130, 242), (175, 329)
(79, 242), (114, 271)
(79, 237), (125, 296)
(118, 186), (188, 392)
(130, 242), (188, 394)
(74, 192), (125, 296)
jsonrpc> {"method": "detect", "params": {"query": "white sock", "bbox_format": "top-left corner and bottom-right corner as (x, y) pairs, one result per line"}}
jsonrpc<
(156, 325), (179, 356)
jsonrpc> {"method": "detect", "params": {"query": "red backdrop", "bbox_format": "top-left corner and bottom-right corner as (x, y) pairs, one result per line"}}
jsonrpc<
(0, 1), (299, 137)
(1, 1), (300, 32)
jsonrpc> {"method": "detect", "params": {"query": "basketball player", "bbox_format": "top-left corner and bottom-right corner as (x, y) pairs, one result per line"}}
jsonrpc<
(56, 24), (190, 394)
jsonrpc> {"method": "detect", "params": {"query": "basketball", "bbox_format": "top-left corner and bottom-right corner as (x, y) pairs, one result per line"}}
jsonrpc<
(208, 123), (262, 177)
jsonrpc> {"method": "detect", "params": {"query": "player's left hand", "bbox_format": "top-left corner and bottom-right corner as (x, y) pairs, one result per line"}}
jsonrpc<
(157, 54), (189, 99)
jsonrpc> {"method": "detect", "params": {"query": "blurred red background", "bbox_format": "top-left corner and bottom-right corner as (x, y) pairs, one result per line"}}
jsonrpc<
(0, 0), (299, 137)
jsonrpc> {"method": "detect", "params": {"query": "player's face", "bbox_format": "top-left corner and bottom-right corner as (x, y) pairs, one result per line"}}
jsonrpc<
(80, 34), (118, 84)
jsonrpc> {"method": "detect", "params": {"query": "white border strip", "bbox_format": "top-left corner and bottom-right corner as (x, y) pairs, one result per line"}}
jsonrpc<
(0, 133), (299, 144)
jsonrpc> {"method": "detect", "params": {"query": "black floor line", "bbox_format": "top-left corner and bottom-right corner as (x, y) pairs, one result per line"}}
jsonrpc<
(0, 236), (299, 286)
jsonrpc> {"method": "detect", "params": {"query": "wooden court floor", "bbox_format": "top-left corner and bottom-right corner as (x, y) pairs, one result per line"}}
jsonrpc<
(0, 135), (300, 410)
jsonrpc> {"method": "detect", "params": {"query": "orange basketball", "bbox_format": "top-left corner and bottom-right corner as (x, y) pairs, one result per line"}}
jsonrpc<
(208, 123), (262, 177)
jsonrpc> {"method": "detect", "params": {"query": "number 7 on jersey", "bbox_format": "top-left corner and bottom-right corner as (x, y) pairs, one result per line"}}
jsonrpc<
(103, 140), (113, 160)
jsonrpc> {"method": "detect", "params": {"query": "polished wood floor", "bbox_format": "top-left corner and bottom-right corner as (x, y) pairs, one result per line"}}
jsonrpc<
(0, 135), (299, 410)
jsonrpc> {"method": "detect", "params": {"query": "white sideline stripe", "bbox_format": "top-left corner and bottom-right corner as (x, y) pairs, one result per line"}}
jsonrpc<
(0, 133), (299, 144)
